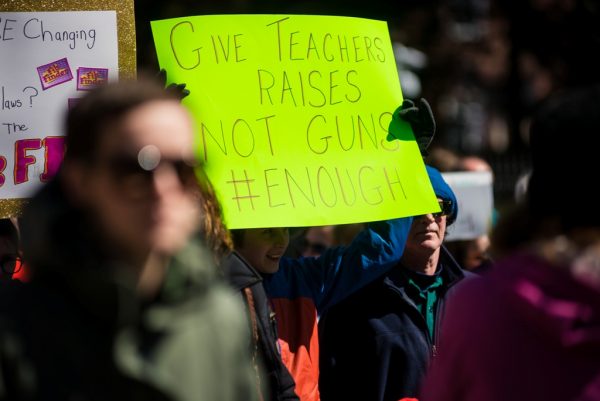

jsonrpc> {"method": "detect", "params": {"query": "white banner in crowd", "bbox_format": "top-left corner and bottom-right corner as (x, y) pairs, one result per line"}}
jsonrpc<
(442, 171), (494, 241)
(0, 11), (118, 200)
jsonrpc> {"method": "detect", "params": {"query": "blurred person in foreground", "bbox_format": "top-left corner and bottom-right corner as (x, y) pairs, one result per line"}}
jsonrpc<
(421, 85), (600, 401)
(0, 80), (256, 401)
(319, 166), (472, 401)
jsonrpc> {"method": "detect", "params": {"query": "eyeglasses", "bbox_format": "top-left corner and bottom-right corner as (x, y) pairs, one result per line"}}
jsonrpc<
(432, 199), (453, 219)
(0, 255), (22, 276)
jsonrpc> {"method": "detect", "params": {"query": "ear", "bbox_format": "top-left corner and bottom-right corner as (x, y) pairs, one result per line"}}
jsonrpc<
(60, 160), (93, 206)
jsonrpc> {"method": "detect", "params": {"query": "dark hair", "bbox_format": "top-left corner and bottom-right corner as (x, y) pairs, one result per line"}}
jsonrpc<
(0, 219), (18, 245)
(64, 79), (180, 164)
(230, 229), (245, 248)
(528, 84), (600, 230)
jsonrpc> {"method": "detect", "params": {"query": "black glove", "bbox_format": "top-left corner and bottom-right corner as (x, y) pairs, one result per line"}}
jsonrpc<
(393, 98), (435, 156)
(156, 69), (191, 100)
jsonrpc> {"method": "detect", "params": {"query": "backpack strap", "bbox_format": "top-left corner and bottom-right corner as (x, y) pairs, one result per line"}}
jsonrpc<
(243, 287), (265, 401)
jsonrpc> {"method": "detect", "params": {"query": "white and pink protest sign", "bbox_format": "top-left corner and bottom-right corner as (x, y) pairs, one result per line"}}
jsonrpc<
(0, 11), (118, 208)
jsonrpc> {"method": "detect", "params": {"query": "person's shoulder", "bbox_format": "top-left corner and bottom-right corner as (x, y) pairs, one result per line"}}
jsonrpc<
(460, 269), (482, 284)
(189, 282), (251, 354)
(222, 251), (262, 286)
(444, 264), (493, 304)
(173, 236), (220, 275)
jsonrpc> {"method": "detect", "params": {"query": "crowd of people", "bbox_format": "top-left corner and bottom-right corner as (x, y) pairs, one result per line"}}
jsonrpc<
(1, 75), (599, 401)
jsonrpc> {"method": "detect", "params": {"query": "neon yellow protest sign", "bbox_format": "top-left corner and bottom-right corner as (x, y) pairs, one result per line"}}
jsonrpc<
(151, 15), (439, 228)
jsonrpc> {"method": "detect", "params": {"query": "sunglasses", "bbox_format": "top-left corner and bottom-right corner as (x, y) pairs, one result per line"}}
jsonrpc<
(96, 150), (200, 199)
(106, 154), (197, 180)
(432, 199), (453, 219)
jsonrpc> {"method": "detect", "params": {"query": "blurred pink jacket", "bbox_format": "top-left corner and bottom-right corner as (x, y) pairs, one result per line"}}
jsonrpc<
(421, 252), (600, 401)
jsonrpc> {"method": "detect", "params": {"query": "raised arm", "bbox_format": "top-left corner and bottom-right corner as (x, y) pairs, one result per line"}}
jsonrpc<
(262, 216), (411, 313)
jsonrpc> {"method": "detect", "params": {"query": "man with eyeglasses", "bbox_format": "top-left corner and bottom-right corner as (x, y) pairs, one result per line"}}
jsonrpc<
(0, 80), (256, 401)
(319, 165), (474, 401)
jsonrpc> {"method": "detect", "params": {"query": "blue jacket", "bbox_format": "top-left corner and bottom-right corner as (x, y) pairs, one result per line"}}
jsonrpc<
(261, 218), (411, 401)
(318, 246), (472, 401)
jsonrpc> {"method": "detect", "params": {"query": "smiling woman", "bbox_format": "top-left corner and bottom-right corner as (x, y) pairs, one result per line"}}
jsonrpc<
(233, 227), (290, 274)
(223, 226), (299, 401)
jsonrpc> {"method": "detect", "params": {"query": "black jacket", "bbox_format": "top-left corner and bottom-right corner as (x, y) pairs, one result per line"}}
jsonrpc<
(223, 252), (299, 401)
(319, 246), (473, 401)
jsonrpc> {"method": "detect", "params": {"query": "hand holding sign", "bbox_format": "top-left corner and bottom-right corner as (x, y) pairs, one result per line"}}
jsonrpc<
(156, 69), (190, 100)
(389, 98), (435, 156)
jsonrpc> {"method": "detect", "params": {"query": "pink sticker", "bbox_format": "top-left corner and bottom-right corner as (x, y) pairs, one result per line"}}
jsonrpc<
(37, 58), (73, 90)
(77, 67), (108, 91)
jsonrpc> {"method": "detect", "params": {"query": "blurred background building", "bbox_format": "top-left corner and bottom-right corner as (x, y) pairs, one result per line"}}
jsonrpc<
(135, 0), (600, 213)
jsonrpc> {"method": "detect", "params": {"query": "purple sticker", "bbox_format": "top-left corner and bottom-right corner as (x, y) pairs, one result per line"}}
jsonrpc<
(77, 67), (109, 91)
(37, 58), (73, 90)
(68, 98), (81, 110)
